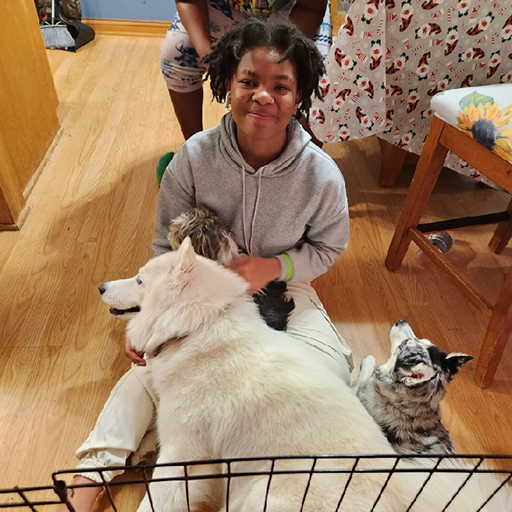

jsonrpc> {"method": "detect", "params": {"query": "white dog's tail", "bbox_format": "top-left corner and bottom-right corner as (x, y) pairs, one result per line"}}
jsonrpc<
(218, 456), (511, 512)
(391, 456), (511, 512)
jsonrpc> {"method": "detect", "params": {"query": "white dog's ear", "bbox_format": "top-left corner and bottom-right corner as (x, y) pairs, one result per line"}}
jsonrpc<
(178, 237), (196, 274)
(400, 363), (435, 386)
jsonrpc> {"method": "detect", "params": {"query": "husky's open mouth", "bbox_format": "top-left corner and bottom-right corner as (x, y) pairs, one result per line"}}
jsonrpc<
(109, 306), (141, 316)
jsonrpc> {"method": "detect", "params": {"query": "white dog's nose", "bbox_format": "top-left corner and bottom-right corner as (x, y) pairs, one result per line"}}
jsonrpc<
(98, 284), (106, 295)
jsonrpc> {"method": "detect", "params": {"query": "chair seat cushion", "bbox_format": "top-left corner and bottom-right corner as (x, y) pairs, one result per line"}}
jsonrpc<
(431, 84), (512, 164)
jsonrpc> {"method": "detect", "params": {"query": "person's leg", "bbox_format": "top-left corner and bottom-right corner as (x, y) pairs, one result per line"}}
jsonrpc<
(160, 2), (246, 140)
(160, 19), (206, 140)
(168, 88), (204, 141)
(59, 476), (102, 512)
(284, 281), (353, 385)
(302, 0), (333, 147)
(59, 366), (157, 512)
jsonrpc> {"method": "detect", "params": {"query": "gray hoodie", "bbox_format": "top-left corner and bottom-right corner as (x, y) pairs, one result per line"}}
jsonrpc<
(153, 113), (349, 283)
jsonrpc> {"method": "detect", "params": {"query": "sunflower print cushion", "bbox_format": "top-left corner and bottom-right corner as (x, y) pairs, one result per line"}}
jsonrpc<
(431, 84), (512, 164)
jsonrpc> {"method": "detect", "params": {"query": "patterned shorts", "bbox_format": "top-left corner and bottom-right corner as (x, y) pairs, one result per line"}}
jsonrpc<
(160, 0), (332, 93)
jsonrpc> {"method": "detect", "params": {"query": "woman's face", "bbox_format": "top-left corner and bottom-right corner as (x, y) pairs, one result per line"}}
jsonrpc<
(228, 46), (301, 148)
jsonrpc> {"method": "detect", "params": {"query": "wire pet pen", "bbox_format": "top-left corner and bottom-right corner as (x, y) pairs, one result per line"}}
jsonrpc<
(1, 454), (511, 512)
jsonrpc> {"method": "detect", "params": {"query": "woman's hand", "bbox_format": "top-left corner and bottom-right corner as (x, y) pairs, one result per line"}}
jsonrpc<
(124, 336), (146, 366)
(227, 255), (282, 295)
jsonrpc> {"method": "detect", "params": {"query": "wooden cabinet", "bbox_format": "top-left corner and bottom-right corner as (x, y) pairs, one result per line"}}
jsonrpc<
(0, 0), (59, 230)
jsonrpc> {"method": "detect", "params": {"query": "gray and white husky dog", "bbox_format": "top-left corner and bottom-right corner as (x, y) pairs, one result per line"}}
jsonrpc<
(353, 320), (473, 455)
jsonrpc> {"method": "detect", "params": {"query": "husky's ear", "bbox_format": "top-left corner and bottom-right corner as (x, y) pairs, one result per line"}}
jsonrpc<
(178, 236), (196, 274)
(444, 353), (473, 374)
(400, 363), (436, 386)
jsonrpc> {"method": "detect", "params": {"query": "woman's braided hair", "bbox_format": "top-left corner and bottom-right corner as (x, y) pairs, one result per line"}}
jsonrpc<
(205, 16), (325, 118)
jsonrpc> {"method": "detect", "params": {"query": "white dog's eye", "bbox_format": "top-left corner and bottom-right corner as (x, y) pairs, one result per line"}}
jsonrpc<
(136, 277), (142, 285)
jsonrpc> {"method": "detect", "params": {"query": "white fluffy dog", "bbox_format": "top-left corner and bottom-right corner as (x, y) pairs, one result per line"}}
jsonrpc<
(108, 239), (509, 512)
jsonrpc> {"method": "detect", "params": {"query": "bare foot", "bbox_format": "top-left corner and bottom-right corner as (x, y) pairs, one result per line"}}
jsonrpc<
(57, 476), (102, 512)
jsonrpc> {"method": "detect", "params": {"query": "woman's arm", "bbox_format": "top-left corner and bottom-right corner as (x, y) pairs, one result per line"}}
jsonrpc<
(175, 0), (212, 59)
(276, 205), (349, 283)
(276, 162), (350, 283)
(289, 0), (328, 39)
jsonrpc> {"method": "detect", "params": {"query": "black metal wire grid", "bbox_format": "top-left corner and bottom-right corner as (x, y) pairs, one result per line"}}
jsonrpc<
(1, 454), (511, 512)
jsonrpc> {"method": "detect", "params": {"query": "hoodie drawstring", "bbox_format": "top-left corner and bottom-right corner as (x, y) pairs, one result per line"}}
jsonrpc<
(242, 167), (249, 254)
(250, 171), (263, 255)
(241, 166), (263, 256)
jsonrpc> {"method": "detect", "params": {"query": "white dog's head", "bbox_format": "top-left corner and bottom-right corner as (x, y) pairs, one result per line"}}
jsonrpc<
(99, 207), (239, 322)
(101, 238), (249, 356)
(376, 320), (472, 387)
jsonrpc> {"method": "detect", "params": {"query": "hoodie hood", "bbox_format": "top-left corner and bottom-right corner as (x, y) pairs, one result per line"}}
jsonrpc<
(219, 112), (312, 177)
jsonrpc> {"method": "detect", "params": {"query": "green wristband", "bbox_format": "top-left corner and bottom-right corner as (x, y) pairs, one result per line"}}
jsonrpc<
(280, 253), (294, 282)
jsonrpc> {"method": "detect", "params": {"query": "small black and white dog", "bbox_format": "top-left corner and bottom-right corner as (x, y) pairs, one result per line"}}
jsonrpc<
(353, 320), (473, 455)
(168, 206), (295, 331)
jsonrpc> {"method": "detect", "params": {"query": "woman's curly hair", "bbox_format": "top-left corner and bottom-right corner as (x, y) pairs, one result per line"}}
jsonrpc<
(204, 16), (325, 118)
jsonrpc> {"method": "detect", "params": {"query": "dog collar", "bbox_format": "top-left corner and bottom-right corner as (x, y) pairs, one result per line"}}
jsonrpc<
(146, 295), (248, 359)
(147, 334), (188, 359)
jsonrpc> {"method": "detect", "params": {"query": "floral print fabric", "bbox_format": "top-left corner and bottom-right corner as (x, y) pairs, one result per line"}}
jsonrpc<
(431, 84), (512, 164)
(310, 0), (512, 185)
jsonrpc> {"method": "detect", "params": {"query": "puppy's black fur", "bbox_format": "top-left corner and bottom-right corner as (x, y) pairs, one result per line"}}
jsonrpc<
(253, 281), (295, 331)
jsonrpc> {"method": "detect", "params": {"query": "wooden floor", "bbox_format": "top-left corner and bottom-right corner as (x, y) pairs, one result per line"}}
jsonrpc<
(1, 35), (511, 505)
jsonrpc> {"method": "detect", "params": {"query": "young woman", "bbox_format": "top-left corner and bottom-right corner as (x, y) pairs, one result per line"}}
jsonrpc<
(64, 17), (352, 512)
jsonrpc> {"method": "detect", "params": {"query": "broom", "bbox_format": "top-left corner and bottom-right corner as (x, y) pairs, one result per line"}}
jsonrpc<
(40, 0), (75, 50)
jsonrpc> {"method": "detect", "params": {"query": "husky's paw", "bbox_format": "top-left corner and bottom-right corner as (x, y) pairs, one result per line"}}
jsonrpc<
(359, 355), (376, 379)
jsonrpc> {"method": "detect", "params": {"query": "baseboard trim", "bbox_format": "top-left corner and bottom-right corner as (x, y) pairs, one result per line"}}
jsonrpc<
(0, 128), (63, 232)
(82, 18), (171, 37)
(23, 128), (64, 201)
(0, 204), (30, 232)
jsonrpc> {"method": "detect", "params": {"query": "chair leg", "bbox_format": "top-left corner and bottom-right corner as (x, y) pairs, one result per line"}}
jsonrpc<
(474, 266), (512, 387)
(385, 116), (449, 271)
(379, 140), (408, 187)
(488, 197), (512, 254)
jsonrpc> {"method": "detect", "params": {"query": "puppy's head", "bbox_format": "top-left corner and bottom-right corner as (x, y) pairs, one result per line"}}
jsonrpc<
(126, 238), (249, 356)
(375, 320), (472, 388)
(168, 206), (239, 265)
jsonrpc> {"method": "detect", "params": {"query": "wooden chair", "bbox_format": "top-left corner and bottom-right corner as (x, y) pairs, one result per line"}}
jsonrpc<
(385, 84), (512, 387)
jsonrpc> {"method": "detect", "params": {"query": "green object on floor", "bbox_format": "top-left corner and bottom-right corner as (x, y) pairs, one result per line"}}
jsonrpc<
(156, 152), (174, 186)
